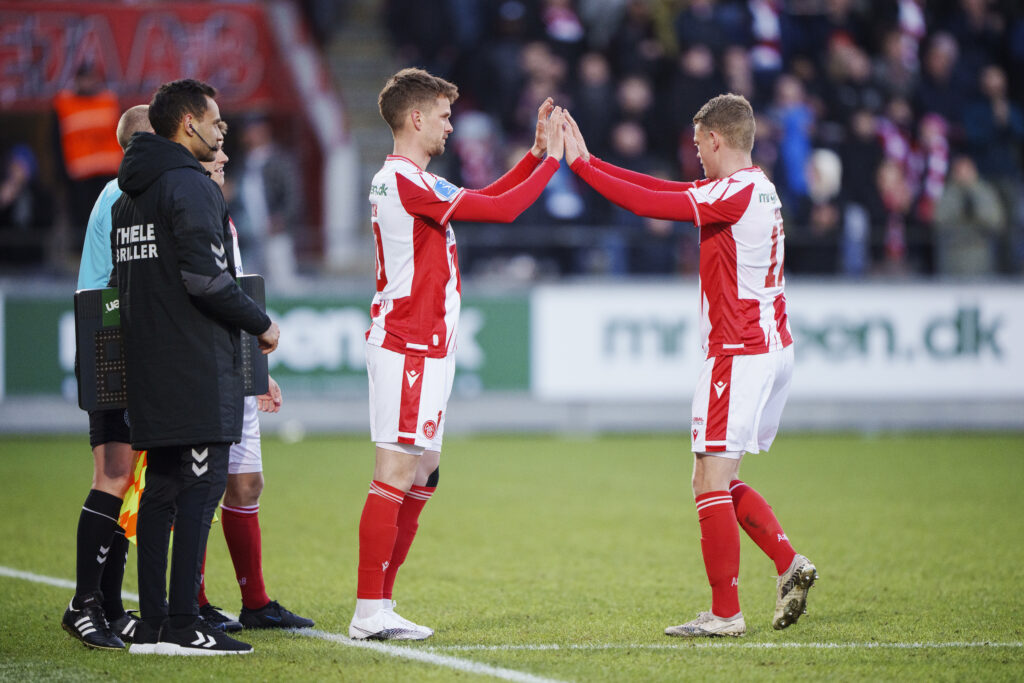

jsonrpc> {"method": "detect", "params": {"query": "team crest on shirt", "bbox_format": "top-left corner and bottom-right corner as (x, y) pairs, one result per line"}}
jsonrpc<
(432, 178), (459, 201)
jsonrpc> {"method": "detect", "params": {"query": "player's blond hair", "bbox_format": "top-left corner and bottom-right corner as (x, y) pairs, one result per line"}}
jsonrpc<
(693, 94), (755, 153)
(378, 68), (459, 133)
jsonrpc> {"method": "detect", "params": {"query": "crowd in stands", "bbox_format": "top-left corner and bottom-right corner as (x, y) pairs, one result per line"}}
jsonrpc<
(384, 0), (1024, 278)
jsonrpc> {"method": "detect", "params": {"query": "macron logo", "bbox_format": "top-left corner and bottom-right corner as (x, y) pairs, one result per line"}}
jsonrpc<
(406, 370), (420, 388)
(714, 381), (728, 398)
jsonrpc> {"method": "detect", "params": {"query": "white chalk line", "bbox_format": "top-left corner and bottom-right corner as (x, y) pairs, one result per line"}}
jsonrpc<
(0, 565), (564, 683)
(427, 641), (1023, 652)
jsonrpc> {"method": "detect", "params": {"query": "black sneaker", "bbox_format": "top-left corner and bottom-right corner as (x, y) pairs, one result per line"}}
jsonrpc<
(110, 610), (141, 643)
(199, 603), (243, 632)
(239, 600), (315, 629)
(128, 618), (162, 655)
(61, 594), (125, 650)
(155, 619), (253, 655)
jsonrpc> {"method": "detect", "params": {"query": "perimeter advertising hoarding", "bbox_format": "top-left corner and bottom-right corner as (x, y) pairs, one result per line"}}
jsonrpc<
(0, 295), (529, 400)
(530, 281), (1024, 401)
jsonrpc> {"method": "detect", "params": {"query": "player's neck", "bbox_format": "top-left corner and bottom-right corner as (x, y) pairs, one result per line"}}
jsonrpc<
(392, 139), (431, 171)
(716, 151), (753, 179)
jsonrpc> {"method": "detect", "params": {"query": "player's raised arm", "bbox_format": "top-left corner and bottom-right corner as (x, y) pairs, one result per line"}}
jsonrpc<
(570, 156), (697, 222)
(566, 111), (695, 193)
(475, 98), (555, 197)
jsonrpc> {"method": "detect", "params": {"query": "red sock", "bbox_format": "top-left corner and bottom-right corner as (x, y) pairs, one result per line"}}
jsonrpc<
(197, 552), (209, 608)
(696, 490), (741, 618)
(220, 504), (270, 610)
(730, 480), (796, 575)
(357, 481), (404, 600)
(383, 485), (435, 599)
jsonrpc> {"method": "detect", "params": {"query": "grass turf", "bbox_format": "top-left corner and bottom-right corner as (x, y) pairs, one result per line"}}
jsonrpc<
(0, 432), (1022, 681)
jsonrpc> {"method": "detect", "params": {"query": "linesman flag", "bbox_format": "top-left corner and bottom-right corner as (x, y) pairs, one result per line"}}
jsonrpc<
(117, 451), (146, 544)
(116, 450), (220, 545)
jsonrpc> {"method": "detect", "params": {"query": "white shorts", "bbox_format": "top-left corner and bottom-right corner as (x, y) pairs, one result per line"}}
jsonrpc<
(367, 343), (455, 451)
(690, 345), (793, 456)
(229, 396), (262, 474)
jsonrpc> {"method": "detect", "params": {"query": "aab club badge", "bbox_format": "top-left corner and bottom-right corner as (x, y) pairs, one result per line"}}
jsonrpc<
(422, 410), (443, 440)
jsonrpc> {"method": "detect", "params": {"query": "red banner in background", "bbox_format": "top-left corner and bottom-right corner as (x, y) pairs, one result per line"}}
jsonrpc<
(0, 2), (287, 110)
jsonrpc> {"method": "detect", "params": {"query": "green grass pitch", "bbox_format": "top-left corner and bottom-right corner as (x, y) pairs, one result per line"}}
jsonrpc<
(1, 432), (1022, 681)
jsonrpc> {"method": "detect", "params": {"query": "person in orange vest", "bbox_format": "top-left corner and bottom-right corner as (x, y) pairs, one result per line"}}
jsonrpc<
(53, 64), (123, 248)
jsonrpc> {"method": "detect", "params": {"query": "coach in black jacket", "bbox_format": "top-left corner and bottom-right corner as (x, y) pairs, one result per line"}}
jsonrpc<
(111, 79), (279, 654)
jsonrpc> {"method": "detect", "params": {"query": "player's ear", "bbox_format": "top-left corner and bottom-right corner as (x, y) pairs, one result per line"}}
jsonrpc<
(409, 108), (423, 132)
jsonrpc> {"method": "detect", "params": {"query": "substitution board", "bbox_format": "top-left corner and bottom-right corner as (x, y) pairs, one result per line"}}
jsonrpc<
(74, 274), (269, 411)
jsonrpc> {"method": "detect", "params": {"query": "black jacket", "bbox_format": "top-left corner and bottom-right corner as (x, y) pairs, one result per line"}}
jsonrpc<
(111, 132), (271, 449)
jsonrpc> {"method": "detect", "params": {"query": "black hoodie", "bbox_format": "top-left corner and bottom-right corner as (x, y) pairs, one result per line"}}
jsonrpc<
(111, 132), (271, 449)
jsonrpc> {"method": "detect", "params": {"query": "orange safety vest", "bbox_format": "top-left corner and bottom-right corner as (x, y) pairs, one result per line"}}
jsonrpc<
(54, 90), (123, 180)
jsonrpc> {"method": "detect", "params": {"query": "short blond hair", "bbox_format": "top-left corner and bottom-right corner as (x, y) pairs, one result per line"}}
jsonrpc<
(378, 68), (459, 133)
(693, 94), (755, 153)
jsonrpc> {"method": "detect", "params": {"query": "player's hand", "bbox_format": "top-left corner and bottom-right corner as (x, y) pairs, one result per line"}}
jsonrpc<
(257, 376), (282, 413)
(565, 111), (590, 162)
(546, 107), (565, 161)
(530, 97), (555, 159)
(257, 321), (280, 354)
(564, 111), (582, 165)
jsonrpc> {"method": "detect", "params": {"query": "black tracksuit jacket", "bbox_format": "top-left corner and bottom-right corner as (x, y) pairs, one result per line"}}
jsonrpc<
(111, 132), (271, 449)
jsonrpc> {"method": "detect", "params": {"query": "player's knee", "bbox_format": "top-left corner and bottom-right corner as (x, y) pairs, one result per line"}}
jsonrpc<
(225, 472), (264, 506)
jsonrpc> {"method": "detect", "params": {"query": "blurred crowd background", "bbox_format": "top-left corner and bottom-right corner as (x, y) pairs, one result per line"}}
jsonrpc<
(2, 0), (1023, 283)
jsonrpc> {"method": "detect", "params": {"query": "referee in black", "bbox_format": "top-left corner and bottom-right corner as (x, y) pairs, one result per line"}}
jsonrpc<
(111, 79), (280, 655)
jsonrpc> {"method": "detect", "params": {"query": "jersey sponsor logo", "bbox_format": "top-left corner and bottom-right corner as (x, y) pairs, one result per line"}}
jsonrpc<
(432, 178), (459, 201)
(758, 191), (778, 203)
(692, 417), (704, 426)
(713, 380), (728, 398)
(370, 182), (388, 197)
(406, 369), (420, 387)
(114, 223), (158, 263)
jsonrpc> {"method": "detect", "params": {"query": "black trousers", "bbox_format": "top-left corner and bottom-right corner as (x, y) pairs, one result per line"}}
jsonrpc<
(136, 442), (229, 629)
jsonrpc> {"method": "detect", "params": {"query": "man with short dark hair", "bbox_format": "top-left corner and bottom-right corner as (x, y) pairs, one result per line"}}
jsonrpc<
(111, 78), (280, 655)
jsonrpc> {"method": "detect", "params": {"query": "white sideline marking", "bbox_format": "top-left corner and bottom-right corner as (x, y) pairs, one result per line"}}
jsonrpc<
(0, 565), (565, 683)
(430, 641), (1024, 651)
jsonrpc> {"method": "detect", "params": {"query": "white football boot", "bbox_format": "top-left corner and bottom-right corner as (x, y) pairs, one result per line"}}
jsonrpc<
(349, 607), (432, 641)
(773, 553), (818, 630)
(665, 611), (746, 637)
(382, 600), (434, 638)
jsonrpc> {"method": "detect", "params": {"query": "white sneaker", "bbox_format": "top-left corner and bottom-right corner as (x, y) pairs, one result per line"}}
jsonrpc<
(665, 611), (746, 637)
(773, 553), (818, 630)
(382, 600), (433, 637)
(349, 608), (432, 641)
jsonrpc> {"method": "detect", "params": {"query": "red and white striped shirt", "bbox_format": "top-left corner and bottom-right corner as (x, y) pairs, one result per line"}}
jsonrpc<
(366, 155), (464, 358)
(571, 158), (793, 357)
(366, 152), (559, 358)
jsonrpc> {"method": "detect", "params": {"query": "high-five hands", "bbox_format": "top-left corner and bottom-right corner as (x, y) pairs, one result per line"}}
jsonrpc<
(546, 106), (566, 161)
(564, 111), (590, 165)
(531, 97), (555, 159)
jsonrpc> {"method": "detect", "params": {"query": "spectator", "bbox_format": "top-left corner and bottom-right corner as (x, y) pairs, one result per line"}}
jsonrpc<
(914, 33), (967, 128)
(571, 52), (616, 158)
(962, 64), (1024, 272)
(770, 74), (814, 210)
(788, 148), (843, 275)
(234, 114), (303, 291)
(933, 155), (1005, 276)
(0, 144), (52, 266)
(53, 64), (122, 249)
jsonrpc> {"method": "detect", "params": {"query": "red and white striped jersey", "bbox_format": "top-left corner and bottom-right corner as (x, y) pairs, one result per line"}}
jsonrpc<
(686, 167), (793, 357)
(366, 155), (464, 358)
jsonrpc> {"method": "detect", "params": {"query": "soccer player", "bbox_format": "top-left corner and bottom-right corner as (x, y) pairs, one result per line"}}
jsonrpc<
(63, 105), (152, 650)
(349, 68), (562, 640)
(112, 79), (279, 655)
(193, 133), (313, 632)
(562, 95), (817, 637)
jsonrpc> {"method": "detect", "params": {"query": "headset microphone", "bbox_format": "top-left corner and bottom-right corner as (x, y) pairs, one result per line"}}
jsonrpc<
(189, 123), (220, 152)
